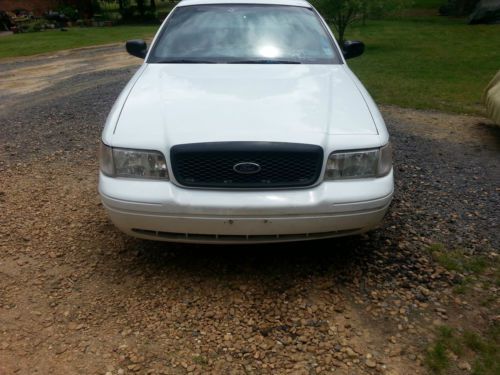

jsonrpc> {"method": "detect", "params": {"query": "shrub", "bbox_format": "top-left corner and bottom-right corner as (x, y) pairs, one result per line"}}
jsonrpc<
(439, 0), (480, 16)
(57, 5), (79, 21)
(19, 19), (48, 33)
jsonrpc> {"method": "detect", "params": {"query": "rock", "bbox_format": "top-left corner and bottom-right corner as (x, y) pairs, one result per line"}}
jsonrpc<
(419, 286), (431, 296)
(458, 361), (472, 371)
(366, 359), (377, 368)
(54, 345), (67, 355)
(344, 348), (357, 358)
(127, 364), (141, 372)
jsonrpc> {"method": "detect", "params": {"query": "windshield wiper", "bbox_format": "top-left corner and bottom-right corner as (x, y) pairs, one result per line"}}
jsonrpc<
(228, 59), (302, 64)
(154, 59), (302, 64)
(156, 59), (218, 64)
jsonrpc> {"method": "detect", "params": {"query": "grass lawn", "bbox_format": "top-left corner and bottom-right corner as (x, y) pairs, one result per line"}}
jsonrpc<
(411, 0), (443, 9)
(0, 25), (158, 59)
(346, 17), (500, 115)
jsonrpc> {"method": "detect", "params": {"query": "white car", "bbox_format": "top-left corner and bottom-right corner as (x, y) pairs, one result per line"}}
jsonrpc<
(99, 0), (394, 244)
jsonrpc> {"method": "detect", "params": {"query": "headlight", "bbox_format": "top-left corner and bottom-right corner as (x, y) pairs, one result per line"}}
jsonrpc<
(100, 142), (114, 176)
(378, 142), (392, 177)
(100, 143), (168, 180)
(325, 143), (392, 180)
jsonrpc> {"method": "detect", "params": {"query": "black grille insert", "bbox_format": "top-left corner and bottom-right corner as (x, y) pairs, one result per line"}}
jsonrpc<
(170, 142), (323, 188)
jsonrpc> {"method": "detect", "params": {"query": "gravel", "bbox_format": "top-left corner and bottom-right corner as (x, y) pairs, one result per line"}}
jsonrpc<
(0, 50), (498, 374)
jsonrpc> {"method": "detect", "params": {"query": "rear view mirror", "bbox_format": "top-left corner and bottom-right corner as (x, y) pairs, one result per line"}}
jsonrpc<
(126, 39), (147, 59)
(343, 40), (365, 59)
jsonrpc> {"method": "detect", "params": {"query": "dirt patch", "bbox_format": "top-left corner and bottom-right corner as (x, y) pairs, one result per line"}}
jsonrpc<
(382, 105), (500, 152)
(0, 44), (140, 98)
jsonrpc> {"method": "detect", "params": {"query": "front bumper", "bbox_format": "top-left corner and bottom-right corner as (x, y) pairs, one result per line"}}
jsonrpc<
(99, 170), (394, 244)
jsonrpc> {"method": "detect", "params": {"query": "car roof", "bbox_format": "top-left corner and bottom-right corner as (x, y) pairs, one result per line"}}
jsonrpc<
(178, 0), (312, 7)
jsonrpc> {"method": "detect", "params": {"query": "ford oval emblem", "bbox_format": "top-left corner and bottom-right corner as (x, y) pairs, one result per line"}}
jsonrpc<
(233, 162), (261, 174)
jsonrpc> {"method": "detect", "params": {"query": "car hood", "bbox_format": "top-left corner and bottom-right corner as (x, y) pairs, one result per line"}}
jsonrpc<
(112, 64), (378, 149)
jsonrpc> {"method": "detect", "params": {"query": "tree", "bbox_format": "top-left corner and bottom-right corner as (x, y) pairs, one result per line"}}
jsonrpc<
(311, 0), (363, 48)
(311, 0), (412, 48)
(63, 0), (96, 18)
(136, 0), (146, 17)
(117, 0), (129, 15)
(105, 0), (158, 17)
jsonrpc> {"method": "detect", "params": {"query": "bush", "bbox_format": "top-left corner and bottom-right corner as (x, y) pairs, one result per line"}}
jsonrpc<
(57, 6), (79, 21)
(118, 5), (160, 24)
(19, 19), (48, 33)
(439, 0), (479, 16)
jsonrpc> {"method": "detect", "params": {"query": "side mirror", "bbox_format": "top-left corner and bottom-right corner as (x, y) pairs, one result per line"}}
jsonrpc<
(126, 39), (147, 59)
(343, 40), (365, 60)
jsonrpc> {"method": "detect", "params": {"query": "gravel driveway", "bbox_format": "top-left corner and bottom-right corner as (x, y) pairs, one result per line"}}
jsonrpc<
(0, 46), (498, 375)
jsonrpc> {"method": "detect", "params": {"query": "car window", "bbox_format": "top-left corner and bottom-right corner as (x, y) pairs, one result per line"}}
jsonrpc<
(148, 4), (341, 64)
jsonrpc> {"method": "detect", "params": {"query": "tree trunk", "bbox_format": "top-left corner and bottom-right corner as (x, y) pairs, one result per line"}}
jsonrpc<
(362, 2), (368, 26)
(151, 0), (156, 11)
(137, 0), (146, 17)
(457, 0), (467, 14)
(337, 24), (346, 50)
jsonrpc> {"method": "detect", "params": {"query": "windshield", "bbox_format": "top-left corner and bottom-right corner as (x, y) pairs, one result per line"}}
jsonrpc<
(148, 4), (340, 64)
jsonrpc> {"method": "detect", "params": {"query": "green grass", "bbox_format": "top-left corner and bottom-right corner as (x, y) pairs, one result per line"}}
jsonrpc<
(426, 325), (500, 375)
(192, 355), (209, 366)
(344, 17), (500, 115)
(425, 244), (499, 374)
(0, 25), (158, 59)
(426, 243), (499, 295)
(466, 326), (500, 375)
(426, 243), (491, 274)
(426, 326), (457, 373)
(412, 0), (443, 9)
(426, 339), (450, 374)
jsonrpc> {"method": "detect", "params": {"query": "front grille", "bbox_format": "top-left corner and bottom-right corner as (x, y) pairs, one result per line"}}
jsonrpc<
(132, 228), (361, 242)
(170, 142), (323, 188)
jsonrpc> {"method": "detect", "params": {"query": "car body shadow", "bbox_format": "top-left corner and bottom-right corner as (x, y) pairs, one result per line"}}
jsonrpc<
(107, 230), (389, 286)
